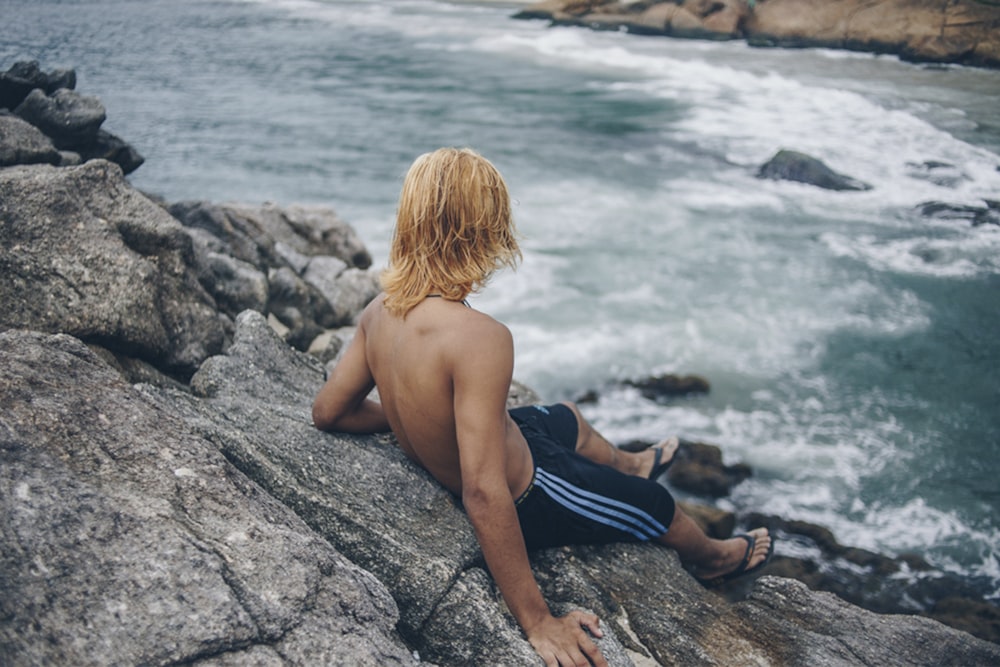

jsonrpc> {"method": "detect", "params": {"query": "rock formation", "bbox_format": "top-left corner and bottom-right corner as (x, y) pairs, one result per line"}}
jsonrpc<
(515, 0), (1000, 69)
(2, 68), (999, 665)
(1, 61), (144, 173)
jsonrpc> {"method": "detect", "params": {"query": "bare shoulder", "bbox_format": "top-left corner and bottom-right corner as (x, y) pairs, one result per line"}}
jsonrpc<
(453, 306), (512, 346)
(357, 293), (387, 328)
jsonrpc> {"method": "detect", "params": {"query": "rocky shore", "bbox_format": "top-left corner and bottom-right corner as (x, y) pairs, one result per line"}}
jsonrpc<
(514, 0), (1000, 70)
(3, 63), (999, 665)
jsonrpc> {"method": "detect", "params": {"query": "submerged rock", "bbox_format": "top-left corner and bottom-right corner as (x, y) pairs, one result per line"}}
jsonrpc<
(757, 149), (873, 191)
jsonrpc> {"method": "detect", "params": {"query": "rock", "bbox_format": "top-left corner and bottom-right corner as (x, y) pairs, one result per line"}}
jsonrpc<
(320, 267), (382, 326)
(183, 311), (491, 655)
(223, 202), (373, 270)
(0, 161), (226, 379)
(741, 512), (1000, 643)
(905, 160), (970, 187)
(197, 251), (270, 318)
(268, 266), (339, 349)
(919, 200), (1000, 227)
(757, 149), (873, 191)
(516, 0), (1000, 68)
(622, 436), (752, 497)
(0, 111), (61, 166)
(737, 576), (1000, 666)
(0, 60), (76, 111)
(76, 127), (145, 175)
(623, 373), (711, 400)
(169, 200), (277, 270)
(746, 0), (1000, 68)
(14, 88), (106, 150)
(0, 329), (417, 666)
(301, 254), (349, 302)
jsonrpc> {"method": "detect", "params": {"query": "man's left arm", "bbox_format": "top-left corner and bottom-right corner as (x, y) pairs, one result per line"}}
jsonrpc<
(312, 307), (390, 434)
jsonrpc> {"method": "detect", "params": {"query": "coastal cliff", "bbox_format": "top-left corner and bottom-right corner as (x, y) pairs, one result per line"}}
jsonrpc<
(514, 0), (1000, 69)
(3, 64), (1000, 665)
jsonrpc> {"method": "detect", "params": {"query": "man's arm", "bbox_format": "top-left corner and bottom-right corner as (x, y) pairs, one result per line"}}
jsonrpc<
(312, 309), (391, 434)
(452, 322), (606, 667)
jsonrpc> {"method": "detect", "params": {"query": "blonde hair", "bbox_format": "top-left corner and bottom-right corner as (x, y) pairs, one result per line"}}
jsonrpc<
(381, 147), (521, 317)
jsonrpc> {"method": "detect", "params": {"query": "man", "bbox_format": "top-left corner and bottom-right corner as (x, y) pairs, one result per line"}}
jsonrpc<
(313, 147), (773, 667)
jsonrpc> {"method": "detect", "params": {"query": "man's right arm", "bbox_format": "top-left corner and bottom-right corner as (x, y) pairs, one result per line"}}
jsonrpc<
(451, 321), (606, 667)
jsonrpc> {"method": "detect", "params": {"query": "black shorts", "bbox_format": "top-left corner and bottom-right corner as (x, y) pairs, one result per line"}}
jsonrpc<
(509, 404), (677, 551)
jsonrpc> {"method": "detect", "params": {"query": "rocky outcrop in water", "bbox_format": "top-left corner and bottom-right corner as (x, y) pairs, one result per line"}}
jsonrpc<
(515, 0), (1000, 69)
(757, 149), (874, 191)
(2, 71), (999, 665)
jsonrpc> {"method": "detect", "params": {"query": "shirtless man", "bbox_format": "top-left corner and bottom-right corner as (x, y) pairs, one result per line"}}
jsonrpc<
(313, 147), (773, 667)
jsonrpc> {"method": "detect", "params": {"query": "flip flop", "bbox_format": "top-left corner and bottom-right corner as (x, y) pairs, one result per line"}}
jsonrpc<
(696, 533), (776, 588)
(647, 437), (680, 480)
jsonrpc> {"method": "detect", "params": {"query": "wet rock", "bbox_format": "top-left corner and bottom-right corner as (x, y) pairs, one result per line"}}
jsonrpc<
(905, 160), (970, 187)
(757, 149), (873, 191)
(742, 512), (1000, 644)
(919, 199), (1000, 227)
(623, 372), (711, 401)
(621, 436), (752, 497)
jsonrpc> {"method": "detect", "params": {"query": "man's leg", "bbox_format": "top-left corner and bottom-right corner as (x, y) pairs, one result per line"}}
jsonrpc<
(659, 511), (772, 580)
(560, 401), (773, 579)
(561, 401), (677, 478)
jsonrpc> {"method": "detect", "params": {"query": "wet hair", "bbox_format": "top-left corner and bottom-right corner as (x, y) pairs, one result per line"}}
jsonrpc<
(381, 147), (521, 317)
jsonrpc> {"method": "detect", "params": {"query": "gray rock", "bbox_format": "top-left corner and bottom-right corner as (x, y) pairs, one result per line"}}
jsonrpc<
(196, 250), (270, 319)
(186, 311), (483, 648)
(14, 88), (106, 149)
(736, 576), (1000, 666)
(77, 127), (145, 175)
(301, 253), (349, 298)
(757, 149), (873, 191)
(0, 60), (76, 111)
(169, 200), (276, 270)
(268, 266), (339, 349)
(321, 267), (382, 325)
(0, 329), (418, 667)
(0, 112), (60, 166)
(0, 161), (225, 379)
(223, 202), (373, 269)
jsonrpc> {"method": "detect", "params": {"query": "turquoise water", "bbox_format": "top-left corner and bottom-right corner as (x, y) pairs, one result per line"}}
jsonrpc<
(6, 0), (999, 599)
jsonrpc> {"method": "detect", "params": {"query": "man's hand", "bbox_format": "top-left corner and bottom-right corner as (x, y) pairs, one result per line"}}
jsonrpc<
(526, 611), (608, 667)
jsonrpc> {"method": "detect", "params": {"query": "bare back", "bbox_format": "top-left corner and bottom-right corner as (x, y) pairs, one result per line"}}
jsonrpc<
(356, 295), (534, 498)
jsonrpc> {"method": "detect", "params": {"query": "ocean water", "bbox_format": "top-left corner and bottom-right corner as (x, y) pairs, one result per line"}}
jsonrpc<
(5, 0), (999, 600)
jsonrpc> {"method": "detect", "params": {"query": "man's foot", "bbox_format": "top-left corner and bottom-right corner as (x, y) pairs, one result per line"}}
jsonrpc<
(642, 436), (680, 480)
(693, 528), (774, 587)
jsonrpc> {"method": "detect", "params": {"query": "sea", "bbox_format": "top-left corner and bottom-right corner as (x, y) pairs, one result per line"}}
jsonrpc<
(5, 0), (999, 603)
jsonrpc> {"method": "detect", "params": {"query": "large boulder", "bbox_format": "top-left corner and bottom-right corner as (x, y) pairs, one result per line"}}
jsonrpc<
(0, 329), (417, 667)
(0, 161), (226, 379)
